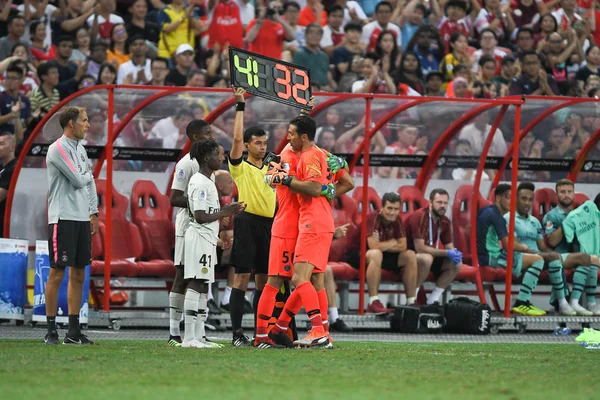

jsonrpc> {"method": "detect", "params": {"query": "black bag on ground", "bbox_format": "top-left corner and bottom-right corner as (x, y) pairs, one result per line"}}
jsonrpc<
(390, 304), (445, 333)
(444, 297), (491, 334)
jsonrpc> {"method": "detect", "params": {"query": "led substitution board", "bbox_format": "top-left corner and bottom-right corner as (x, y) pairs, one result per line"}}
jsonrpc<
(229, 47), (312, 110)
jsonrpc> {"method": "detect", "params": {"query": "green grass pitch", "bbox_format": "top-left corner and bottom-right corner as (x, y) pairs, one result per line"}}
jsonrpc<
(0, 340), (596, 399)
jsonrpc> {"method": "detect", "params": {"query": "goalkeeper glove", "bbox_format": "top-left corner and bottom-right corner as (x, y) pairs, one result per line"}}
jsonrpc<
(263, 152), (281, 165)
(265, 171), (292, 187)
(326, 153), (348, 174)
(320, 183), (336, 200)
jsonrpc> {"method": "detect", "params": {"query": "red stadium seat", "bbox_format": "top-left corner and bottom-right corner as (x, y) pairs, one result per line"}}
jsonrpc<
(352, 186), (382, 225)
(328, 261), (358, 281)
(332, 194), (358, 226)
(533, 188), (558, 222)
(397, 186), (429, 221)
(130, 180), (176, 278)
(91, 179), (142, 277)
(574, 192), (590, 208)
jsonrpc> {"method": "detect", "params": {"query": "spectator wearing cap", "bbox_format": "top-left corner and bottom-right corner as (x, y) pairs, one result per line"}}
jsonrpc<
(246, 2), (296, 59)
(149, 57), (170, 86)
(88, 0), (125, 42)
(510, 50), (559, 95)
(425, 71), (445, 96)
(437, 0), (468, 54)
(157, 0), (204, 59)
(106, 23), (130, 69)
(408, 25), (444, 77)
(206, 0), (244, 50)
(165, 44), (196, 86)
(331, 22), (363, 82)
(362, 1), (402, 53)
(471, 28), (508, 76)
(30, 62), (60, 119)
(320, 4), (345, 57)
(397, 0), (427, 51)
(493, 55), (516, 97)
(127, 0), (161, 46)
(298, 0), (327, 26)
(117, 35), (151, 84)
(293, 24), (333, 90)
(0, 132), (16, 237)
(0, 15), (28, 61)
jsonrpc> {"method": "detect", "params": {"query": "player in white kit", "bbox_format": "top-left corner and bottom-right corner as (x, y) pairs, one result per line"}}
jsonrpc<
(182, 140), (245, 348)
(167, 120), (213, 346)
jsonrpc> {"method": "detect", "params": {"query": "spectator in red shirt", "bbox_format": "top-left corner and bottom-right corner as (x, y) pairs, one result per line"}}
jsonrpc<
(474, 0), (516, 45)
(438, 0), (469, 54)
(320, 4), (345, 56)
(405, 189), (462, 305)
(245, 2), (296, 59)
(298, 0), (327, 26)
(361, 1), (402, 52)
(30, 21), (56, 66)
(346, 192), (418, 314)
(207, 0), (245, 49)
(472, 28), (508, 75)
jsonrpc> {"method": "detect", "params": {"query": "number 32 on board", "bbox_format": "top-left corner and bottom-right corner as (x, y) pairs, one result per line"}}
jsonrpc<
(234, 55), (308, 105)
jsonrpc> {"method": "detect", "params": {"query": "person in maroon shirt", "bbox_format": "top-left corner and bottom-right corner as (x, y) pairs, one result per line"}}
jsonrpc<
(405, 188), (462, 305)
(346, 192), (418, 315)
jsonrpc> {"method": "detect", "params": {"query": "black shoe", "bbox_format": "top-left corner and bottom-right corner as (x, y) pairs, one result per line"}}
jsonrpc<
(207, 299), (222, 315)
(253, 337), (285, 349)
(243, 299), (253, 314)
(220, 302), (230, 312)
(63, 332), (94, 345)
(232, 328), (251, 347)
(268, 329), (294, 348)
(44, 330), (59, 345)
(330, 318), (353, 333)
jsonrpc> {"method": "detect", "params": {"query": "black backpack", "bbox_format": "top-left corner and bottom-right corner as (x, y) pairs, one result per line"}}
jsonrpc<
(444, 297), (491, 335)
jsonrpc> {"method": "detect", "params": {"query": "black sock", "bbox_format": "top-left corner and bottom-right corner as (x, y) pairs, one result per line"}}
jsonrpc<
(253, 290), (262, 337)
(230, 288), (246, 333)
(47, 316), (56, 332)
(67, 314), (80, 336)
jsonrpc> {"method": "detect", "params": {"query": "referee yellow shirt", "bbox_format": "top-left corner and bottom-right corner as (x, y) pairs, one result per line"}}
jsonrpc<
(228, 157), (276, 218)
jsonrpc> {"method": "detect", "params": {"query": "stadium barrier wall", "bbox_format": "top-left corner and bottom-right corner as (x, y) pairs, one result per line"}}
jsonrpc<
(5, 87), (600, 316)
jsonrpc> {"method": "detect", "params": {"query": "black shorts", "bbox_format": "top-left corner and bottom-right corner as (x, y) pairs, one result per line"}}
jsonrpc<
(347, 250), (401, 271)
(430, 256), (446, 281)
(48, 220), (91, 268)
(230, 212), (273, 274)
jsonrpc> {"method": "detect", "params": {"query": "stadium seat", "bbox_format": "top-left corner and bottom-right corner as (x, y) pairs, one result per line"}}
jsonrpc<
(130, 180), (176, 278)
(91, 179), (142, 277)
(397, 186), (429, 219)
(352, 186), (382, 225)
(329, 195), (359, 281)
(533, 188), (558, 222)
(573, 192), (590, 208)
(332, 194), (358, 227)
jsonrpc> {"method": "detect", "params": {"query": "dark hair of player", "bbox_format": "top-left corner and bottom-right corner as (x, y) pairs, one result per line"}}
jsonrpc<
(289, 115), (317, 141)
(495, 183), (511, 198)
(243, 126), (266, 143)
(382, 192), (401, 207)
(429, 188), (449, 201)
(186, 119), (209, 140)
(555, 178), (574, 191)
(517, 181), (535, 194)
(190, 139), (219, 166)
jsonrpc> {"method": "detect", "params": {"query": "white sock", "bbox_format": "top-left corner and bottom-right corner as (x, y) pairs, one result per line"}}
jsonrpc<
(426, 287), (445, 305)
(406, 297), (416, 305)
(571, 299), (581, 307)
(328, 307), (339, 323)
(196, 293), (207, 341)
(183, 289), (200, 343)
(415, 287), (420, 298)
(169, 292), (185, 337)
(222, 286), (232, 305)
(558, 298), (569, 307)
(207, 284), (214, 302)
(369, 295), (379, 304)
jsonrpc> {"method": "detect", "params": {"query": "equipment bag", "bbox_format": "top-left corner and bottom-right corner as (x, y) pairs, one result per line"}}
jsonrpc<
(390, 304), (445, 333)
(444, 297), (491, 335)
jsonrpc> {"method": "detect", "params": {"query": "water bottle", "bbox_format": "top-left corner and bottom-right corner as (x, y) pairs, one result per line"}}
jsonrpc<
(553, 326), (572, 335)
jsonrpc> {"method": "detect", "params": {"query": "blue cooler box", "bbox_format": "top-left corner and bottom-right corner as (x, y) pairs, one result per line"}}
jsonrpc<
(32, 240), (90, 324)
(0, 238), (28, 320)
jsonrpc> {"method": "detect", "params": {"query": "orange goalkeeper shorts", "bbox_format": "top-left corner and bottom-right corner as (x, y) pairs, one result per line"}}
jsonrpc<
(293, 232), (333, 273)
(268, 235), (297, 278)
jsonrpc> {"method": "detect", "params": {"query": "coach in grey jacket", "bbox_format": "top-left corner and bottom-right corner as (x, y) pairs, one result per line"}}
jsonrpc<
(44, 106), (99, 346)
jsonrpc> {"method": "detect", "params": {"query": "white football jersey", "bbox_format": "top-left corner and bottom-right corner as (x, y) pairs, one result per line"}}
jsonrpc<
(187, 172), (221, 245)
